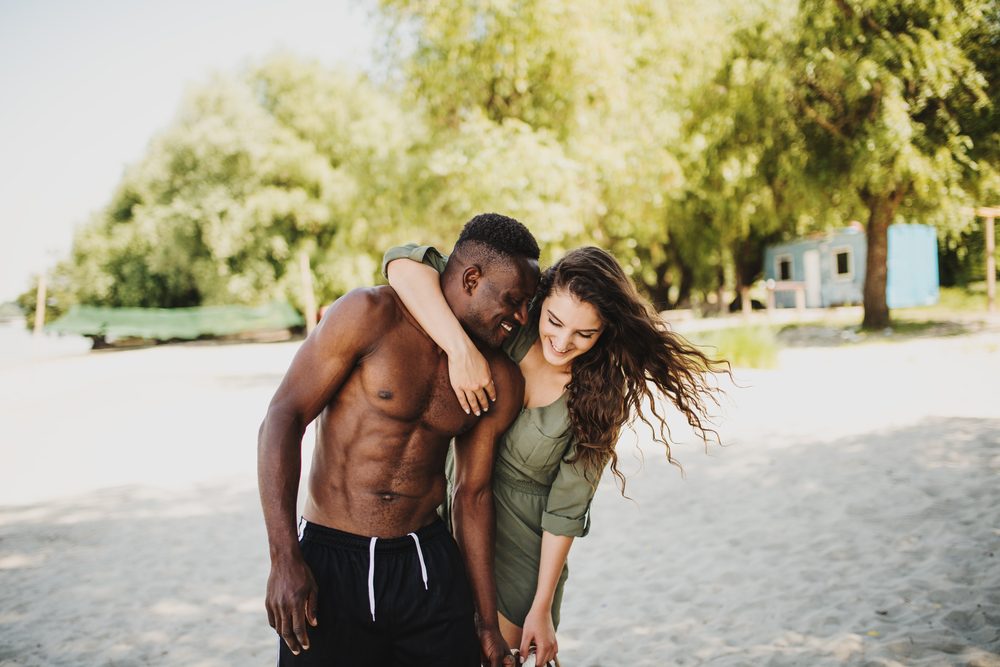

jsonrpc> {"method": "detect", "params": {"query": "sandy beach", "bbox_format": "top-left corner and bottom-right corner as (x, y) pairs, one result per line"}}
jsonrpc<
(1, 321), (999, 666)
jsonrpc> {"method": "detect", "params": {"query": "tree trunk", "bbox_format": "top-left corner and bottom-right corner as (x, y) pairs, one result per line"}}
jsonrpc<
(645, 262), (673, 311)
(861, 186), (907, 330)
(675, 261), (694, 309)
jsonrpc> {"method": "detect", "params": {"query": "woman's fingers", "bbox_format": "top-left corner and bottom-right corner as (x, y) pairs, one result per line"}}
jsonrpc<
(454, 388), (473, 415)
(472, 387), (490, 414)
(456, 385), (493, 416)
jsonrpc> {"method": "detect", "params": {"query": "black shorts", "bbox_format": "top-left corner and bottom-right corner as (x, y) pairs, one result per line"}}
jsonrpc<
(277, 519), (480, 667)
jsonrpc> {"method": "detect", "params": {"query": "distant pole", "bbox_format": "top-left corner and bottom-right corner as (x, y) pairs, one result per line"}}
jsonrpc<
(298, 249), (318, 335)
(33, 273), (47, 335)
(740, 286), (752, 318)
(966, 207), (1000, 313)
(987, 215), (996, 313)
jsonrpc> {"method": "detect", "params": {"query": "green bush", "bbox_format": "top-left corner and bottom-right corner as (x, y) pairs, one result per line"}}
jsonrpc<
(687, 325), (779, 369)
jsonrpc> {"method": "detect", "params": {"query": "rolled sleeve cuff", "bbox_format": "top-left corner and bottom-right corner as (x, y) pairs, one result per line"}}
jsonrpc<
(541, 507), (591, 538)
(380, 244), (446, 279)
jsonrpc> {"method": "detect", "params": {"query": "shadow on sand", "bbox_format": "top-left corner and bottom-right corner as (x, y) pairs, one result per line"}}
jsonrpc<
(0, 417), (997, 666)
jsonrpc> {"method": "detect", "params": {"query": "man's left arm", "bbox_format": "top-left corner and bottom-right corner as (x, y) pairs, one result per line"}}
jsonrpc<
(452, 355), (523, 667)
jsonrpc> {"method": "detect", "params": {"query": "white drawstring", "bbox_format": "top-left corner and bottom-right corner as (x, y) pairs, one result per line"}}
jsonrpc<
(368, 537), (377, 622)
(367, 532), (430, 624)
(408, 532), (429, 590)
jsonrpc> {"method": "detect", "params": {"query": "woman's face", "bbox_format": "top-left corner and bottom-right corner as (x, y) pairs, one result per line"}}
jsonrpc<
(537, 288), (604, 369)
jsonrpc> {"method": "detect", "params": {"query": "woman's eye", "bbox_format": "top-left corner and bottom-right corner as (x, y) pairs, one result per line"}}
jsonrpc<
(547, 318), (560, 327)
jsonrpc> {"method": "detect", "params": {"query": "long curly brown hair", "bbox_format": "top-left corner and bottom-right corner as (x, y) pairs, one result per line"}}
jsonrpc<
(539, 247), (728, 492)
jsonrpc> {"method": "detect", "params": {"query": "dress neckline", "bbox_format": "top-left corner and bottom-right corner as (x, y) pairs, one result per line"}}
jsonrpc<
(523, 391), (568, 412)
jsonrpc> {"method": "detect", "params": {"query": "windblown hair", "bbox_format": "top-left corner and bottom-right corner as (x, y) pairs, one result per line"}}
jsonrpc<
(452, 213), (540, 267)
(542, 247), (728, 492)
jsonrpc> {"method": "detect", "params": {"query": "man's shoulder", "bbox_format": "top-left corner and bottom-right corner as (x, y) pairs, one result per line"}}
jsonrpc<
(479, 343), (523, 392)
(319, 286), (403, 338)
(333, 285), (398, 315)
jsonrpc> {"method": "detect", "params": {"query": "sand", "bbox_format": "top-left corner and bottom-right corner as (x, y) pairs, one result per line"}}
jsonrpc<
(1, 321), (998, 666)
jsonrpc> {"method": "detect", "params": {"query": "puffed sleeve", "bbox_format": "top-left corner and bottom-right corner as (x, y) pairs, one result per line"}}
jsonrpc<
(381, 243), (448, 278)
(541, 445), (600, 538)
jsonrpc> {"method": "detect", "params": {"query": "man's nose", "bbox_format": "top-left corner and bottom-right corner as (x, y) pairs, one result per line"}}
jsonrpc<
(513, 302), (529, 325)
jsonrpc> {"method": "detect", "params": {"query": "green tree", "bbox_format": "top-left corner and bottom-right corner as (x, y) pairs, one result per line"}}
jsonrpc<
(790, 0), (993, 328)
(377, 0), (762, 306)
(30, 55), (429, 320)
(677, 13), (816, 309)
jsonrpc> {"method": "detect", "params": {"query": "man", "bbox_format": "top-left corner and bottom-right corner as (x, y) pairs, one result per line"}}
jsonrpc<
(258, 213), (540, 666)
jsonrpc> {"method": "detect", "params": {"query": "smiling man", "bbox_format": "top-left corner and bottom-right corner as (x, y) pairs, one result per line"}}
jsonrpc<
(258, 213), (539, 667)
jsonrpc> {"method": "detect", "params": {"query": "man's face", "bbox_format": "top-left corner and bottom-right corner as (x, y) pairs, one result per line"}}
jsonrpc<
(462, 257), (540, 348)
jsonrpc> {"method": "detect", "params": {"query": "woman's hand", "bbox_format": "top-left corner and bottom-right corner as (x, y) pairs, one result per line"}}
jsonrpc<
(448, 338), (495, 416)
(519, 606), (557, 666)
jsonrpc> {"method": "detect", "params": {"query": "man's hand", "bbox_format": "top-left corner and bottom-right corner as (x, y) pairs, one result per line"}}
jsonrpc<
(448, 339), (495, 416)
(265, 554), (319, 655)
(477, 624), (515, 667)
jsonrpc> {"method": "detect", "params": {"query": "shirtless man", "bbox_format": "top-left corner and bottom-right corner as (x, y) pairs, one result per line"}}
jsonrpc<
(258, 214), (540, 667)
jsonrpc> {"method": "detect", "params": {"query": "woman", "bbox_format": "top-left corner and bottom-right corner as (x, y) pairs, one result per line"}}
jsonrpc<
(384, 243), (724, 665)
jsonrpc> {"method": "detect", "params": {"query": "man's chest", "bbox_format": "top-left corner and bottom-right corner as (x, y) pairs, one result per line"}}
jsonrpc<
(354, 334), (478, 436)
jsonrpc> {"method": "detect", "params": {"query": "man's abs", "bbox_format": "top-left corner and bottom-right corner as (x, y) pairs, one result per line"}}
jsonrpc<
(302, 403), (459, 538)
(300, 296), (479, 538)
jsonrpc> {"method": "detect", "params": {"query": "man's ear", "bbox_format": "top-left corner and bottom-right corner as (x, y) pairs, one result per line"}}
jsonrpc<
(462, 265), (482, 295)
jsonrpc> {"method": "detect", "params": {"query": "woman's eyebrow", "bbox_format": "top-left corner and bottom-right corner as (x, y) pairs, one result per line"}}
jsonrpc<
(546, 309), (564, 324)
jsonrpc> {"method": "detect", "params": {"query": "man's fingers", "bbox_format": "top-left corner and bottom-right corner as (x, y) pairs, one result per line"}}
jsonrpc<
(306, 588), (319, 627)
(279, 611), (303, 655)
(265, 602), (276, 629)
(293, 618), (310, 651)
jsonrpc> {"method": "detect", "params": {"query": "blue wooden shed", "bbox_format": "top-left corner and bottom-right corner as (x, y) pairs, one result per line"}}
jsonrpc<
(763, 224), (939, 308)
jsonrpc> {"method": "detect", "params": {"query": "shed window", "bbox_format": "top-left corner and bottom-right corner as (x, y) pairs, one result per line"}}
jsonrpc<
(833, 247), (853, 280)
(776, 255), (792, 281)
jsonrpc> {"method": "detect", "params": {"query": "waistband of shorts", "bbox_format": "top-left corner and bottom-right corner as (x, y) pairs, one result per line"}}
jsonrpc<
(494, 466), (550, 496)
(301, 518), (450, 552)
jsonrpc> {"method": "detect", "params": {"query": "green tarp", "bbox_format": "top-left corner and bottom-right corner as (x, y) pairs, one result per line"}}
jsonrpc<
(47, 302), (304, 341)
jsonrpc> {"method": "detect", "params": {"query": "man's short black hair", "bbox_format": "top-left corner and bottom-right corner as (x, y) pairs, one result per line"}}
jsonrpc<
(454, 213), (540, 265)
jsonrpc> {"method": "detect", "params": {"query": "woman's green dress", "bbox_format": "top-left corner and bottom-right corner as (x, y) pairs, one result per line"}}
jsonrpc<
(382, 244), (599, 628)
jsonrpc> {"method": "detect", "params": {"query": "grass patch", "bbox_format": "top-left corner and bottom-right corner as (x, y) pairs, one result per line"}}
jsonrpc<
(900, 284), (989, 318)
(687, 325), (780, 369)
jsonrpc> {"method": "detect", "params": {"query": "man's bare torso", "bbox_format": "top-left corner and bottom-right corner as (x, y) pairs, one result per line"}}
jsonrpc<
(302, 287), (489, 538)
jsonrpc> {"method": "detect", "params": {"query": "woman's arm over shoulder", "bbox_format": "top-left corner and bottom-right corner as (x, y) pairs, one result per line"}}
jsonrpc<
(381, 243), (448, 277)
(382, 243), (495, 415)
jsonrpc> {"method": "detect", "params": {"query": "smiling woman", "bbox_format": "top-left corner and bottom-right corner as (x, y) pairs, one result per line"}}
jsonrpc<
(537, 290), (603, 367)
(384, 241), (727, 665)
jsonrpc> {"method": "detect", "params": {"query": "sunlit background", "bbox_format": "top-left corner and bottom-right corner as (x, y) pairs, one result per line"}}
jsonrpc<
(1, 1), (998, 665)
(0, 0), (373, 302)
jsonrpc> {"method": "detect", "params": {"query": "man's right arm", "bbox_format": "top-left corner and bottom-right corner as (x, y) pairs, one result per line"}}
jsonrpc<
(257, 288), (384, 655)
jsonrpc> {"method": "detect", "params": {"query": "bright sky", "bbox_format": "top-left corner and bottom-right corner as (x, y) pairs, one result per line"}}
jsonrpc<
(0, 0), (376, 302)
